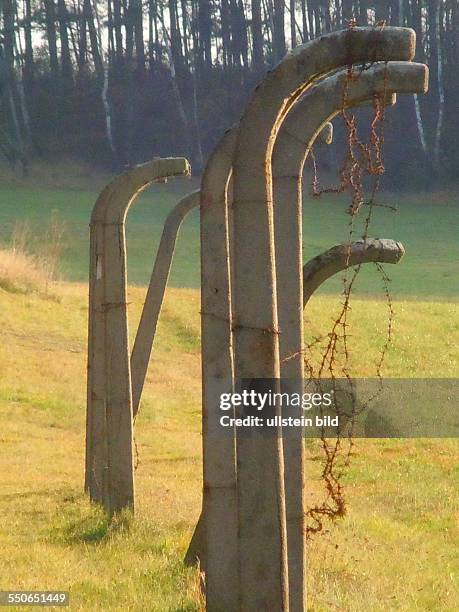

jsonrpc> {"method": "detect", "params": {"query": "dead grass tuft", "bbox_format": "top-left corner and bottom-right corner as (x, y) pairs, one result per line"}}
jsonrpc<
(0, 213), (66, 297)
(0, 248), (50, 295)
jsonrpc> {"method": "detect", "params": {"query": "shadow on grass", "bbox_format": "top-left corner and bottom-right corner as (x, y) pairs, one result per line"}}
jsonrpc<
(51, 503), (133, 545)
(64, 513), (110, 543)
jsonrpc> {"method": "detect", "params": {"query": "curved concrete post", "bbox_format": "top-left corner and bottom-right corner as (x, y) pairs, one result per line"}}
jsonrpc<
(127, 131), (337, 423)
(130, 189), (200, 417)
(199, 127), (239, 610)
(86, 158), (190, 515)
(273, 60), (427, 608)
(196, 57), (427, 610)
(275, 60), (426, 368)
(190, 77), (392, 588)
(303, 239), (405, 304)
(231, 27), (416, 609)
(197, 119), (337, 607)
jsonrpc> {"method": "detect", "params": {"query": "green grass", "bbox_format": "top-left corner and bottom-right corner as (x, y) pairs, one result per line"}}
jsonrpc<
(0, 283), (458, 610)
(0, 180), (200, 288)
(0, 181), (457, 298)
(0, 175), (457, 608)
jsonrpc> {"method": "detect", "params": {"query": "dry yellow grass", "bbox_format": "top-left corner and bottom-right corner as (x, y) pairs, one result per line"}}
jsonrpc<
(0, 213), (66, 296)
(0, 283), (457, 610)
(0, 248), (51, 295)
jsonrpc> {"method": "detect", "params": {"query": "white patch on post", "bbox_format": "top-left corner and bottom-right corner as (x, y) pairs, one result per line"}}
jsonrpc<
(96, 255), (103, 280)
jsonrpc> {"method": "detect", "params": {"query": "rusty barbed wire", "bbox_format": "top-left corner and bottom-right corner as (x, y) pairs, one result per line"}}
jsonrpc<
(304, 38), (398, 538)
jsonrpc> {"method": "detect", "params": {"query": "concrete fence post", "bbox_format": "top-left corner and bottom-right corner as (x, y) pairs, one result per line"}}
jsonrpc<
(230, 28), (416, 610)
(86, 158), (190, 515)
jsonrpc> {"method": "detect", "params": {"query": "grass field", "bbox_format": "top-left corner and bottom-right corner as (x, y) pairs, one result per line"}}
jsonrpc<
(0, 179), (457, 299)
(0, 280), (458, 611)
(0, 172), (458, 610)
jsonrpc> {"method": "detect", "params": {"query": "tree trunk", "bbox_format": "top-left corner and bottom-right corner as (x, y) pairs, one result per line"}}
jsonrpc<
(90, 0), (117, 159)
(290, 0), (297, 47)
(180, 0), (190, 64)
(0, 44), (27, 173)
(84, 0), (104, 79)
(430, 0), (445, 171)
(132, 0), (146, 72)
(43, 0), (60, 80)
(342, 0), (353, 24)
(23, 0), (35, 93)
(300, 0), (310, 42)
(78, 0), (88, 72)
(169, 0), (184, 74)
(221, 0), (232, 67)
(57, 0), (74, 82)
(252, 0), (265, 71)
(198, 0), (212, 69)
(107, 0), (116, 66)
(113, 0), (124, 63)
(273, 0), (286, 61)
(125, 0), (135, 65)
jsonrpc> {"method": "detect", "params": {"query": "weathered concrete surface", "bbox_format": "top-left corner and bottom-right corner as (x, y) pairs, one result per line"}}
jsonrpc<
(272, 61), (426, 608)
(303, 239), (405, 304)
(186, 59), (427, 610)
(199, 127), (239, 610)
(86, 158), (190, 515)
(231, 28), (417, 611)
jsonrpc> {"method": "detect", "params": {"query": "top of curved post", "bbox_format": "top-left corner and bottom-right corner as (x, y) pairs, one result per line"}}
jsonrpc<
(304, 238), (405, 277)
(91, 157), (191, 224)
(306, 60), (428, 112)
(233, 27), (416, 185)
(273, 61), (428, 178)
(302, 238), (405, 304)
(271, 26), (416, 98)
(201, 127), (237, 208)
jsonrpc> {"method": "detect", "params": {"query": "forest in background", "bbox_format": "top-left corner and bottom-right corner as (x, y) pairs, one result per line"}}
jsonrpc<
(0, 0), (457, 189)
